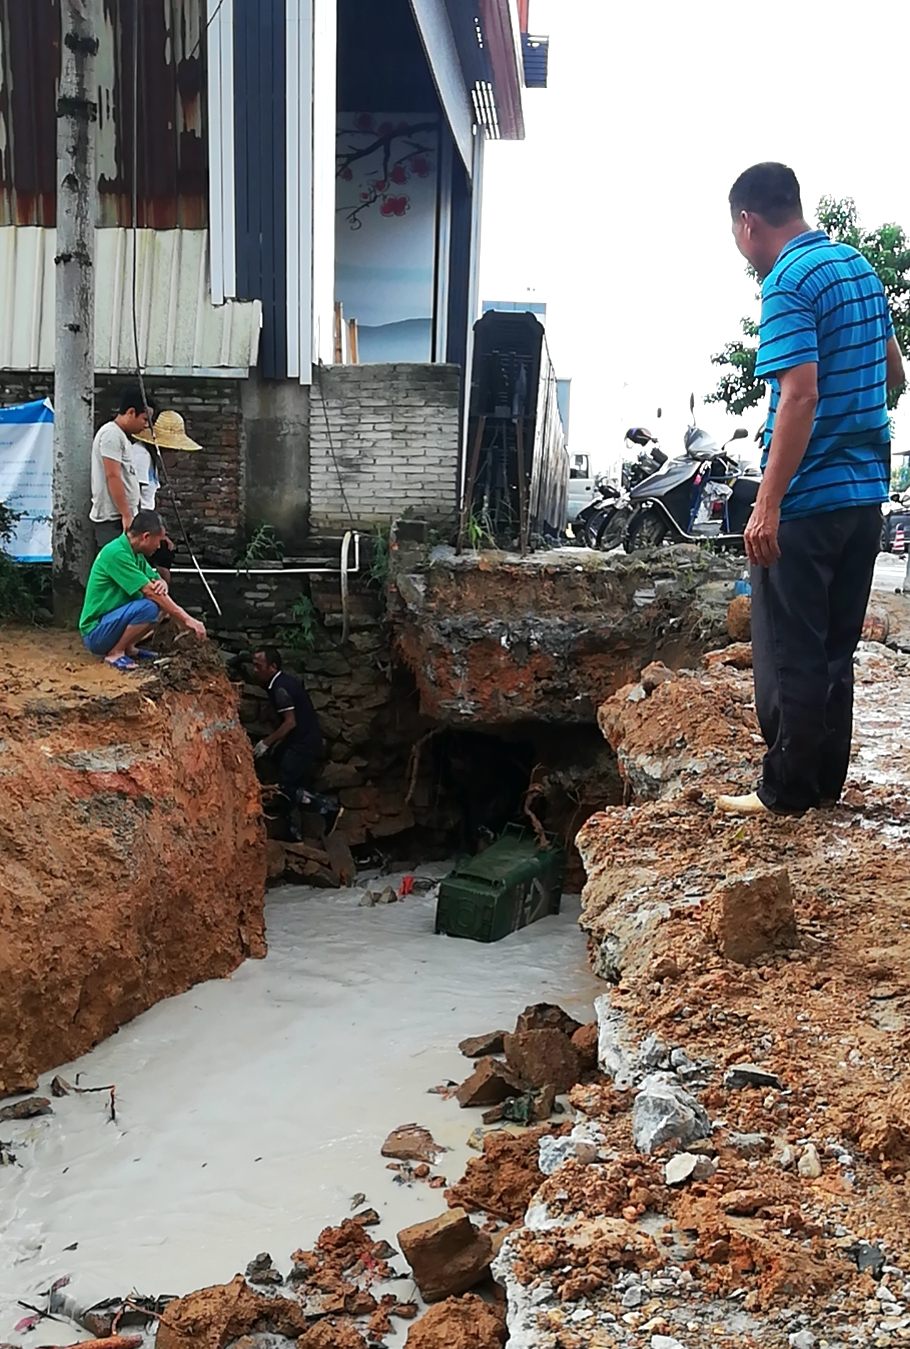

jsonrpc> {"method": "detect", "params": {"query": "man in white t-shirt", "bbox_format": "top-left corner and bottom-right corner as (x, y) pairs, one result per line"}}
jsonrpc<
(89, 385), (151, 550)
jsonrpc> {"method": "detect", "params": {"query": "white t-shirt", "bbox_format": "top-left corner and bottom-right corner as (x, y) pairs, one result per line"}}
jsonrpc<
(90, 421), (140, 523)
(131, 443), (160, 510)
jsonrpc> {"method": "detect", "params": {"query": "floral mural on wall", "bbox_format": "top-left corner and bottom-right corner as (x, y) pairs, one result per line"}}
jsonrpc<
(335, 113), (440, 363)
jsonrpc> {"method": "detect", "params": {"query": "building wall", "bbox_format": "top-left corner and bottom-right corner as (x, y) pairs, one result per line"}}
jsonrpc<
(0, 372), (245, 564)
(308, 363), (461, 532)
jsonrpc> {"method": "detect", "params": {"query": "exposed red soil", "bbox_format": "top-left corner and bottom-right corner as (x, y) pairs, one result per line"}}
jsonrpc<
(0, 628), (266, 1095)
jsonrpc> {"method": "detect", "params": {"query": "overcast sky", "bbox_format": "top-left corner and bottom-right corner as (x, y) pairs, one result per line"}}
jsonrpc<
(479, 0), (910, 470)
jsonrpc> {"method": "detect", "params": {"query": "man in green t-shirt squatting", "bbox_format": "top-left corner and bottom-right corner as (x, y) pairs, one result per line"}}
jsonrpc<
(79, 509), (207, 672)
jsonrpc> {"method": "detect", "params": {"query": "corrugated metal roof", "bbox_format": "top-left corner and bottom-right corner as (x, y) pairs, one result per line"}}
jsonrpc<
(0, 227), (261, 373)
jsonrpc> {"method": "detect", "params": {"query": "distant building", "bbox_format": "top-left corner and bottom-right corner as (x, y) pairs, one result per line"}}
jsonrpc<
(0, 0), (549, 551)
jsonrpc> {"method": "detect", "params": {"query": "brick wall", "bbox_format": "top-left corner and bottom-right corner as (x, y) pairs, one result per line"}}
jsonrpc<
(309, 364), (461, 532)
(0, 372), (244, 565)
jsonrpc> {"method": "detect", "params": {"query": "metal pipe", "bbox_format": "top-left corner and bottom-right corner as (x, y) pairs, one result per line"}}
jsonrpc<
(340, 530), (352, 644)
(170, 532), (361, 577)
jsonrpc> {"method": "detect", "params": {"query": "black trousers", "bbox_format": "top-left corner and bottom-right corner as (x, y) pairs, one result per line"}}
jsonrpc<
(751, 504), (881, 813)
(277, 744), (317, 803)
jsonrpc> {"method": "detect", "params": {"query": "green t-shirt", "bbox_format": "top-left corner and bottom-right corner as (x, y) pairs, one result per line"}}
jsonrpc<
(79, 533), (159, 635)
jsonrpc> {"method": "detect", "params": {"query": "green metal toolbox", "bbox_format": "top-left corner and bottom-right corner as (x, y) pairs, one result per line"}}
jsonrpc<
(435, 825), (566, 943)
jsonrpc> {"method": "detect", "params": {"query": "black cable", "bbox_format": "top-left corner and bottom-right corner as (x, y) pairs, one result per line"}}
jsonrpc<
(315, 360), (358, 529)
(185, 0), (227, 66)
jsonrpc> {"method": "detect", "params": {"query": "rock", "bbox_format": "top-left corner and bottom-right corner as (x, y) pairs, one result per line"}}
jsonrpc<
(503, 1029), (582, 1094)
(459, 1031), (507, 1058)
(727, 592), (752, 641)
(538, 1122), (604, 1176)
(570, 1022), (599, 1072)
(797, 1142), (822, 1179)
(724, 1063), (783, 1091)
(727, 1132), (770, 1158)
(640, 662), (675, 693)
(404, 1293), (507, 1348)
(244, 1252), (283, 1285)
(704, 641), (752, 670)
(707, 868), (798, 964)
(515, 1003), (583, 1038)
(846, 1241), (885, 1277)
(381, 1124), (444, 1164)
(627, 683), (647, 703)
(778, 1145), (796, 1170)
(317, 761), (364, 790)
(621, 1285), (643, 1308)
(265, 840), (287, 880)
(788, 1333), (817, 1349)
(632, 1074), (711, 1154)
(0, 1096), (52, 1121)
(397, 1208), (493, 1303)
(665, 1151), (717, 1185)
(639, 1034), (671, 1070)
(719, 1188), (772, 1215)
(456, 1058), (526, 1109)
(652, 1337), (687, 1349)
(298, 1321), (367, 1349)
(154, 1276), (307, 1349)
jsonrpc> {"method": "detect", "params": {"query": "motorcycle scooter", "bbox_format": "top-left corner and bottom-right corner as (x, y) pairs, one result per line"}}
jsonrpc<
(624, 401), (758, 552)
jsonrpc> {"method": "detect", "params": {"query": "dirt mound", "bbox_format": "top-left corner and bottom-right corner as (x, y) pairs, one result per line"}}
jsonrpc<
(405, 1294), (506, 1348)
(597, 664), (760, 799)
(446, 1126), (549, 1221)
(155, 1275), (306, 1349)
(0, 629), (265, 1095)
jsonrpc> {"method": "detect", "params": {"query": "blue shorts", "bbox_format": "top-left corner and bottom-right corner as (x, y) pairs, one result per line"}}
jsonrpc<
(83, 598), (160, 656)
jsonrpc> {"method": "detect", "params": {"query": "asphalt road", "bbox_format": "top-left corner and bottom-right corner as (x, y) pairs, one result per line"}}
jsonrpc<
(874, 550), (908, 594)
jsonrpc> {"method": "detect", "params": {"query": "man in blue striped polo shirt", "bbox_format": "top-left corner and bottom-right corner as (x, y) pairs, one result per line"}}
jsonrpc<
(716, 163), (905, 817)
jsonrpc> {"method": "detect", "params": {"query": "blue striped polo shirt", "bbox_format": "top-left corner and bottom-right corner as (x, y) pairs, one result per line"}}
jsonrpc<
(755, 229), (893, 519)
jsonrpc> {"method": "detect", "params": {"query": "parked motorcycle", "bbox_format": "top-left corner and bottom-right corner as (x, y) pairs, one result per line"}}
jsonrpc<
(573, 429), (666, 549)
(624, 402), (757, 552)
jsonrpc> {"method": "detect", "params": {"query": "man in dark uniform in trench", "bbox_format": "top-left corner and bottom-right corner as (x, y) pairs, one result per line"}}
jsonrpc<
(252, 647), (324, 811)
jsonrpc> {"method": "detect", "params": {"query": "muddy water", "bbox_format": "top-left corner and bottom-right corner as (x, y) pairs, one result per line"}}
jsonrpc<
(0, 872), (603, 1345)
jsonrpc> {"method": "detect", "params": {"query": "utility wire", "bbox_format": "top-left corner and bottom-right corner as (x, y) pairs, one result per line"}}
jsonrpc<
(315, 360), (358, 530)
(130, 0), (221, 615)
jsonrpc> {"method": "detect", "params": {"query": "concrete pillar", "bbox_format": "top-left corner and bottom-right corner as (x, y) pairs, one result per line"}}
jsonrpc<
(241, 373), (311, 551)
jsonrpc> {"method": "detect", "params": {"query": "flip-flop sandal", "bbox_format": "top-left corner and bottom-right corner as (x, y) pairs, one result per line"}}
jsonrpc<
(132, 648), (158, 661)
(105, 655), (138, 672)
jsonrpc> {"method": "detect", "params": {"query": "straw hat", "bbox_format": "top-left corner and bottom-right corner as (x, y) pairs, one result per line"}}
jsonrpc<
(134, 409), (201, 452)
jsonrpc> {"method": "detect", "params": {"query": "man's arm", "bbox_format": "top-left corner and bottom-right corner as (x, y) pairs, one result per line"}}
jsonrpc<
(140, 582), (206, 639)
(744, 362), (818, 569)
(887, 335), (905, 393)
(103, 457), (133, 530)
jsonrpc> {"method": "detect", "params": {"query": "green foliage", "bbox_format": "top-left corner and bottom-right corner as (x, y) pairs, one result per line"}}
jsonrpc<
(236, 523), (285, 569)
(277, 593), (318, 651)
(0, 501), (49, 624)
(709, 197), (910, 415)
(368, 526), (390, 589)
(466, 510), (495, 550)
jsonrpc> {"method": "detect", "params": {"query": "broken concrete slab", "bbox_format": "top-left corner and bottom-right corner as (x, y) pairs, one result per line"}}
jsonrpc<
(724, 1063), (784, 1091)
(503, 1029), (582, 1094)
(381, 1123), (444, 1164)
(456, 1057), (525, 1109)
(631, 1074), (711, 1154)
(459, 1030), (507, 1058)
(397, 1208), (493, 1302)
(707, 867), (798, 964)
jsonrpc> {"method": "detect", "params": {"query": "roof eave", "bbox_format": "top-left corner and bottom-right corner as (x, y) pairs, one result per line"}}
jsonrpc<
(478, 0), (525, 140)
